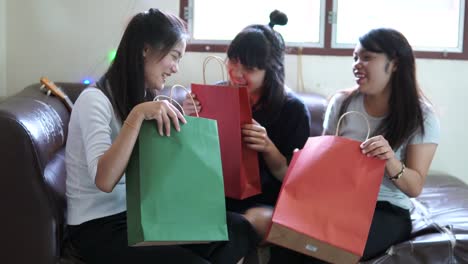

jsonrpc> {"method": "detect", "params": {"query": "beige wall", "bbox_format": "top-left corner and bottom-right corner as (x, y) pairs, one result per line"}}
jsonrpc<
(4, 0), (468, 183)
(5, 0), (176, 95)
(0, 0), (6, 98)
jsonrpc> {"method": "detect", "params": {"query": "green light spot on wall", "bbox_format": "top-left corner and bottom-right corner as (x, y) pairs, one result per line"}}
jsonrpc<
(108, 50), (117, 63)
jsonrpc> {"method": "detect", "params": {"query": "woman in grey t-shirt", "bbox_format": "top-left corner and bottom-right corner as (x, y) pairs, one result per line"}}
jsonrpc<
(323, 28), (440, 261)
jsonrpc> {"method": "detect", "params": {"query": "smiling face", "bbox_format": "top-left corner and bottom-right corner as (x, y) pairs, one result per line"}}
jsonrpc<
(227, 59), (266, 96)
(352, 42), (396, 96)
(143, 40), (186, 90)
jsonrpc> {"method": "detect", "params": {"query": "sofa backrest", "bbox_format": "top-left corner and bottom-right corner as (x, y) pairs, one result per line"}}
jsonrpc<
(0, 82), (86, 264)
(0, 82), (327, 263)
(295, 92), (328, 136)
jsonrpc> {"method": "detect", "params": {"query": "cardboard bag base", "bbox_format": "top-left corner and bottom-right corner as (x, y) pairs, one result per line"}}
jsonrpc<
(267, 223), (360, 264)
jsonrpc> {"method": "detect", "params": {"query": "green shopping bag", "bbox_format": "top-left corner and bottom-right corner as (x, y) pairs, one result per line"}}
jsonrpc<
(126, 113), (228, 246)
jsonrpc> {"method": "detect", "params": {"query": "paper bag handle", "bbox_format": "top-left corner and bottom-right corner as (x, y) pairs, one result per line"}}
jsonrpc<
(335, 111), (370, 140)
(296, 47), (305, 93)
(153, 84), (199, 117)
(203, 55), (227, 85)
(153, 94), (186, 114)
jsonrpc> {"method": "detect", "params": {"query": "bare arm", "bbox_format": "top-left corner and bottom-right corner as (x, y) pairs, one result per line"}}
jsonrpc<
(242, 119), (288, 181)
(384, 143), (437, 197)
(361, 135), (438, 197)
(182, 92), (201, 116)
(262, 142), (288, 181)
(95, 101), (186, 193)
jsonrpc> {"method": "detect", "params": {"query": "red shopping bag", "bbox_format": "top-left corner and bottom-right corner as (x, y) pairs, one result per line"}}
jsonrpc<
(266, 111), (385, 264)
(190, 56), (261, 200)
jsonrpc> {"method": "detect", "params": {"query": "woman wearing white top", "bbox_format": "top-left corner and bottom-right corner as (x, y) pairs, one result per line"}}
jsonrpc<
(65, 8), (258, 264)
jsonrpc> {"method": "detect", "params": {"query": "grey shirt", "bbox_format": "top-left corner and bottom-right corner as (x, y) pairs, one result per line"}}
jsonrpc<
(323, 92), (440, 210)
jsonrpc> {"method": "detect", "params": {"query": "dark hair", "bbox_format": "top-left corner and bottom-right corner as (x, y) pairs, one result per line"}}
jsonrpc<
(227, 10), (288, 115)
(339, 28), (424, 149)
(101, 8), (188, 121)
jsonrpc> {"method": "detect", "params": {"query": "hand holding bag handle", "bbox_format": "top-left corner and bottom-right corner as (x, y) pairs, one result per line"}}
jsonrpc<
(335, 111), (370, 141)
(266, 111), (384, 264)
(203, 55), (227, 85)
(154, 84), (199, 117)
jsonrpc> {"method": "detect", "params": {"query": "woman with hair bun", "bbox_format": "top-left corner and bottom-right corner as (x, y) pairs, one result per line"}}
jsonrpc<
(183, 10), (311, 246)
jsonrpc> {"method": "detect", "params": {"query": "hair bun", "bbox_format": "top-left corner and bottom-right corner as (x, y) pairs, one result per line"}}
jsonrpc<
(269, 10), (288, 28)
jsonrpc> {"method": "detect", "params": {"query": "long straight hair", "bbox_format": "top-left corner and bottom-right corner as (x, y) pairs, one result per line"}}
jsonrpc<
(339, 28), (425, 149)
(100, 8), (188, 121)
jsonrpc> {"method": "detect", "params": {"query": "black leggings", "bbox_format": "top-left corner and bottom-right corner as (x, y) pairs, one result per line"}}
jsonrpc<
(68, 211), (259, 264)
(361, 201), (412, 260)
(268, 201), (412, 264)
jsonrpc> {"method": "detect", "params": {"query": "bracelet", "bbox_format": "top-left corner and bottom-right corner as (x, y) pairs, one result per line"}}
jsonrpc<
(389, 162), (405, 181)
(124, 120), (138, 130)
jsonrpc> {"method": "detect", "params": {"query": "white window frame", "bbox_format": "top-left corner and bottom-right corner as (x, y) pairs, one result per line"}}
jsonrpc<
(180, 0), (468, 59)
(330, 0), (466, 53)
(184, 0), (326, 48)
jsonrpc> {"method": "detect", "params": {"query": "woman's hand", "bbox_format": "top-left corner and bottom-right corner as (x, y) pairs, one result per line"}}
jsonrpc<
(132, 100), (186, 136)
(242, 119), (271, 153)
(360, 135), (395, 160)
(182, 92), (201, 116)
(243, 119), (289, 181)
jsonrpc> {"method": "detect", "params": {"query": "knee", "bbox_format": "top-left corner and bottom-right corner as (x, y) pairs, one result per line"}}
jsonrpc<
(243, 207), (273, 239)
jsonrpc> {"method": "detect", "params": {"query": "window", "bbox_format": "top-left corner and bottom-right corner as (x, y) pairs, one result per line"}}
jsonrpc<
(188, 0), (323, 46)
(333, 0), (464, 52)
(180, 0), (468, 59)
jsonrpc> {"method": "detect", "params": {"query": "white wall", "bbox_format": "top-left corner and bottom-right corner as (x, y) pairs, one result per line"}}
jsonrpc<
(0, 0), (6, 98)
(5, 0), (176, 95)
(4, 1), (468, 183)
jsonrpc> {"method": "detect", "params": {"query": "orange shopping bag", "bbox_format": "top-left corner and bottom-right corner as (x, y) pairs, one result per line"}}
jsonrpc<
(266, 111), (385, 264)
(190, 56), (261, 200)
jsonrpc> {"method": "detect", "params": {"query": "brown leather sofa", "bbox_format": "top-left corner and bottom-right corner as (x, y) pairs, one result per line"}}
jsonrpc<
(0, 82), (467, 264)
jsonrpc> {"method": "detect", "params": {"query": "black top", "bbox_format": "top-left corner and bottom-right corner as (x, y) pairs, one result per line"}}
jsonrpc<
(226, 92), (311, 210)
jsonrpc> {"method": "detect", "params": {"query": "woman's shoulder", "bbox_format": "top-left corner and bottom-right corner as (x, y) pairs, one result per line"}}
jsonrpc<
(77, 86), (110, 102)
(420, 99), (440, 128)
(327, 89), (359, 109)
(407, 99), (441, 144)
(331, 88), (357, 100)
(76, 86), (106, 100)
(420, 99), (436, 114)
(74, 86), (113, 113)
(284, 91), (308, 111)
